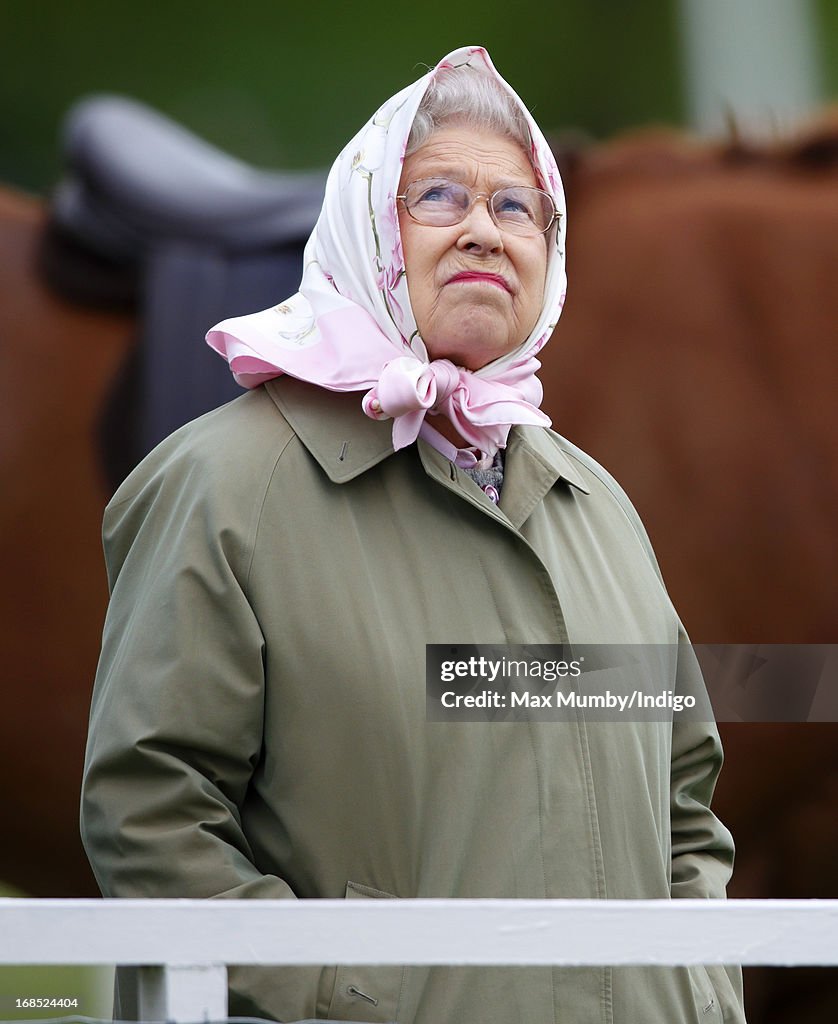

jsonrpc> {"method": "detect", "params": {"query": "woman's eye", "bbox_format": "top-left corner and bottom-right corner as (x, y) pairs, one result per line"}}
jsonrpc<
(496, 191), (533, 217)
(418, 184), (457, 204)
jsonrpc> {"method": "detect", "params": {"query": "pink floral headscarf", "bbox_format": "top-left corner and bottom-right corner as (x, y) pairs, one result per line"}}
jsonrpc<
(206, 45), (567, 460)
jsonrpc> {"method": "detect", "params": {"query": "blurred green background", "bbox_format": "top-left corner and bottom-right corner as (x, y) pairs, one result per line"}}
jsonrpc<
(2, 0), (836, 194)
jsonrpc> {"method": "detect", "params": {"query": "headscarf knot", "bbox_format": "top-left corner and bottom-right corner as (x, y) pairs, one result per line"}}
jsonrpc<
(363, 356), (461, 421)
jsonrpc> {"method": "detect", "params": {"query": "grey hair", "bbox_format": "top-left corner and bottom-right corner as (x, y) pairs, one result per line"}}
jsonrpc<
(405, 65), (533, 158)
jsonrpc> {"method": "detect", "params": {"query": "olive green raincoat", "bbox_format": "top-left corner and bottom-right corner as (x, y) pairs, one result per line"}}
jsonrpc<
(81, 376), (745, 1023)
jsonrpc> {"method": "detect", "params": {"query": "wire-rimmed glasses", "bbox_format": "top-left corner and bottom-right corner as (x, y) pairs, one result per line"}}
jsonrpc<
(397, 177), (561, 236)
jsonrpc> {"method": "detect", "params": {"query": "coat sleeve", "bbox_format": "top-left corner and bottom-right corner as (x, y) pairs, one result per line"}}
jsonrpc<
(669, 628), (733, 901)
(79, 434), (328, 1021)
(669, 628), (746, 1021)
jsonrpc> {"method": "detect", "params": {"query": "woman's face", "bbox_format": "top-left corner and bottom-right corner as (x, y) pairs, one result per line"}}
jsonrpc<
(397, 125), (548, 371)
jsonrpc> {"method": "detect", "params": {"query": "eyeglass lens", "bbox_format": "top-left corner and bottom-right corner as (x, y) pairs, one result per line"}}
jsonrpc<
(404, 179), (555, 234)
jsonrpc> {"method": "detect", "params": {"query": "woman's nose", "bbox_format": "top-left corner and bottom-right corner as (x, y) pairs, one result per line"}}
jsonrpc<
(456, 198), (504, 253)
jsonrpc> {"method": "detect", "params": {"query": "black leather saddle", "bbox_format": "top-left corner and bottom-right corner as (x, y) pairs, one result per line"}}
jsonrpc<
(44, 94), (326, 491)
(53, 94), (325, 259)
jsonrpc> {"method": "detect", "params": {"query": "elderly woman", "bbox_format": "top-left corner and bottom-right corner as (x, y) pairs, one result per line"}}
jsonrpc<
(81, 46), (745, 1024)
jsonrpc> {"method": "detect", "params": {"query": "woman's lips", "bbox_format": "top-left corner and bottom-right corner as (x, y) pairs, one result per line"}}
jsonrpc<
(446, 271), (512, 293)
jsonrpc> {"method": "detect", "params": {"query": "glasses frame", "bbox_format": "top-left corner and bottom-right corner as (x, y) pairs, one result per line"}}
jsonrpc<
(397, 177), (562, 237)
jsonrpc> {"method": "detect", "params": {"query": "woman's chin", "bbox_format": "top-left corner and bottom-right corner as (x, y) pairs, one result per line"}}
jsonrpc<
(425, 327), (519, 371)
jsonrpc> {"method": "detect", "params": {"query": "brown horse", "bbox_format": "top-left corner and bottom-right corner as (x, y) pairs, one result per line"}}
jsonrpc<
(0, 185), (132, 896)
(1, 117), (836, 1020)
(547, 123), (838, 643)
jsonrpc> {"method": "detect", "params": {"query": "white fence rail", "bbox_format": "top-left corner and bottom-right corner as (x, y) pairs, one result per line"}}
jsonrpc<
(2, 898), (838, 1021)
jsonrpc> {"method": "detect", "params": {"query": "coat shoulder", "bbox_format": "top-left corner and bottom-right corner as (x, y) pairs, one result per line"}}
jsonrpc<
(108, 386), (295, 510)
(102, 387), (296, 586)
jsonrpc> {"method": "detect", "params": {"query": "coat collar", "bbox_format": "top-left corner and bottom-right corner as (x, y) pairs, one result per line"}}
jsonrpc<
(265, 377), (394, 483)
(265, 377), (590, 510)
